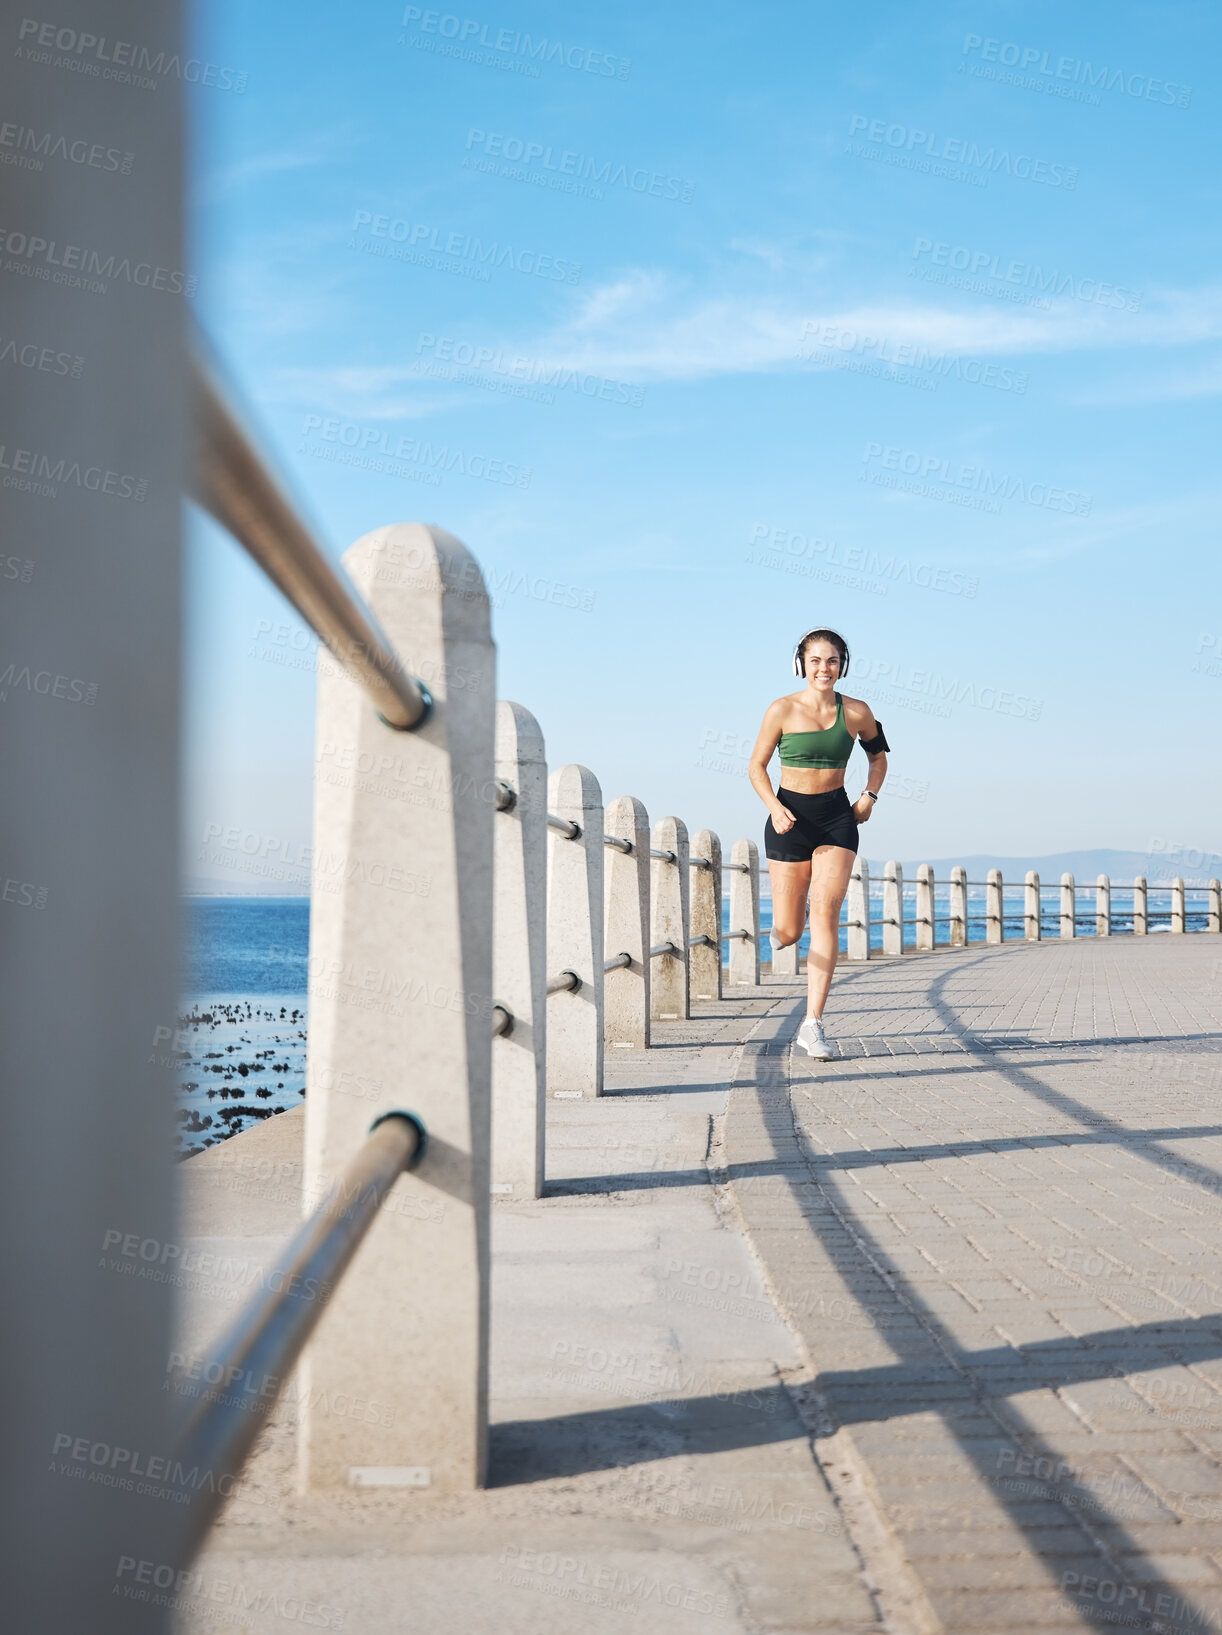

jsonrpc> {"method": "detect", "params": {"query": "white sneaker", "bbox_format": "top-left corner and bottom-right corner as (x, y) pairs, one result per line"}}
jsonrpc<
(796, 1016), (832, 1060)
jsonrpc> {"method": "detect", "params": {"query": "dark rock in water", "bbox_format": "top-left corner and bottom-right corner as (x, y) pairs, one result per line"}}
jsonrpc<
(176, 986), (307, 1151)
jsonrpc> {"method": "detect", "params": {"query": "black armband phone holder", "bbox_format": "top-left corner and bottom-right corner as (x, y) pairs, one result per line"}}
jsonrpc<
(860, 722), (889, 755)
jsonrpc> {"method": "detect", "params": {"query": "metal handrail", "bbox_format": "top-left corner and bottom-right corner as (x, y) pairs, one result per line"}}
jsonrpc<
(547, 969), (581, 995)
(170, 1110), (425, 1558)
(720, 930), (752, 941)
(689, 857), (713, 870)
(919, 908), (1213, 932)
(688, 934), (716, 949)
(604, 834), (633, 854)
(492, 1004), (513, 1037)
(723, 862), (750, 873)
(494, 782), (516, 812)
(651, 848), (677, 864)
(650, 941), (682, 959)
(926, 877), (1211, 891)
(604, 951), (633, 972)
(193, 355), (430, 731)
(548, 813), (581, 839)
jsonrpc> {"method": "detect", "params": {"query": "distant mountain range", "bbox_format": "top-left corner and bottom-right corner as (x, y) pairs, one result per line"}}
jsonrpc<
(184, 876), (308, 898)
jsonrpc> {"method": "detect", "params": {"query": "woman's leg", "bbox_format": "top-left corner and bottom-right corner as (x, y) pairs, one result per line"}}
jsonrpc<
(805, 845), (856, 1018)
(768, 859), (812, 947)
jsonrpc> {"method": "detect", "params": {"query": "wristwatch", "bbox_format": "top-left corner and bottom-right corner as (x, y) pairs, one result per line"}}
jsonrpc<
(861, 790), (879, 801)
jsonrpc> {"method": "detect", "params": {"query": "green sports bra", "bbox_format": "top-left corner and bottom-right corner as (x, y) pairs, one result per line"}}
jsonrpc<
(778, 693), (855, 769)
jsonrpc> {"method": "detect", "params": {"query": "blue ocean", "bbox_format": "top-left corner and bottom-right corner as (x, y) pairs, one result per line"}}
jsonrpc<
(176, 898), (310, 1157)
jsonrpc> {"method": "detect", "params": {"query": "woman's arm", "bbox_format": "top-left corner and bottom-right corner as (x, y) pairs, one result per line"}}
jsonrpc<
(843, 699), (888, 824)
(748, 701), (796, 832)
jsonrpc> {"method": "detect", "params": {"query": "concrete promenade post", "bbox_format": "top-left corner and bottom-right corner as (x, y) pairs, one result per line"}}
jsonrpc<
(1133, 876), (1148, 936)
(1025, 871), (1042, 941)
(986, 869), (1004, 945)
(689, 830), (724, 1001)
(1209, 879), (1221, 934)
(1096, 874), (1112, 938)
(949, 865), (968, 947)
(915, 864), (935, 952)
(847, 857), (871, 961)
(0, 5), (185, 1622)
(603, 796), (651, 1050)
(547, 766), (605, 1098)
(491, 702), (546, 1199)
(651, 817), (690, 1018)
(883, 861), (904, 956)
(1061, 874), (1077, 939)
(303, 524), (495, 1496)
(728, 841), (761, 986)
(1171, 877), (1186, 934)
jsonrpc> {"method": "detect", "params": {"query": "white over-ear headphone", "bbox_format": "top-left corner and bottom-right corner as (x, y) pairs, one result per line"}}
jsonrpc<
(793, 628), (850, 678)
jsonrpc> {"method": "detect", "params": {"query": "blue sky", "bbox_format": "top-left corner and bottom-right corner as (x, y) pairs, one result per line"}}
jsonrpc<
(185, 0), (1222, 892)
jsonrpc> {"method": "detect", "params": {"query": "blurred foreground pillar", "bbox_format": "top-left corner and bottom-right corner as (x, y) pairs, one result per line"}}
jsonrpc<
(0, 3), (186, 1628)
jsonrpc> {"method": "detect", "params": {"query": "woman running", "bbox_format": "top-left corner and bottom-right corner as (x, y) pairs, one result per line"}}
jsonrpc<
(748, 627), (888, 1059)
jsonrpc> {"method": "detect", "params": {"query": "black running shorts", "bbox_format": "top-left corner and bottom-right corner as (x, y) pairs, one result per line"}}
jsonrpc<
(764, 786), (859, 861)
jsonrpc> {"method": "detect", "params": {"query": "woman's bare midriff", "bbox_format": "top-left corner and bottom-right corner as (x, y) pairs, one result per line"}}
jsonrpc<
(778, 770), (847, 796)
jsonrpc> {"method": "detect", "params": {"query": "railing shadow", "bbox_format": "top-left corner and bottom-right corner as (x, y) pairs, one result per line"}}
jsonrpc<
(491, 1306), (1222, 1485)
(517, 954), (1222, 1630)
(917, 954), (1222, 1201)
(766, 971), (1222, 1631)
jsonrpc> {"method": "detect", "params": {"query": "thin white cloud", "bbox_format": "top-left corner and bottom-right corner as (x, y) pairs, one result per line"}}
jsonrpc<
(511, 276), (1222, 380)
(254, 273), (1222, 418)
(266, 363), (487, 422)
(204, 127), (359, 197)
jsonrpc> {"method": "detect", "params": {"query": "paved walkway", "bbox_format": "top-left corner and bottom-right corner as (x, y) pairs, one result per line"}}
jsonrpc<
(176, 934), (1222, 1634)
(730, 934), (1222, 1633)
